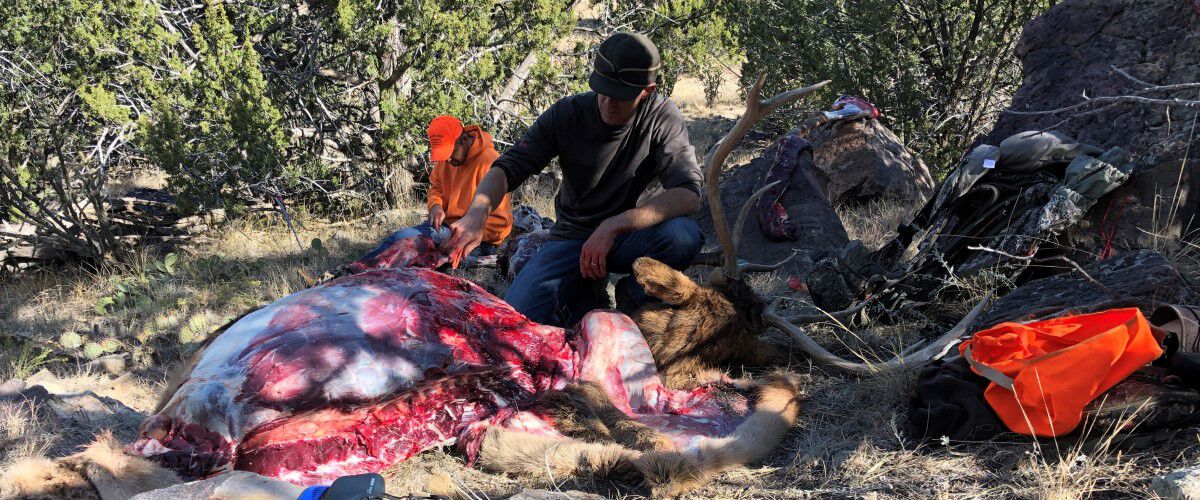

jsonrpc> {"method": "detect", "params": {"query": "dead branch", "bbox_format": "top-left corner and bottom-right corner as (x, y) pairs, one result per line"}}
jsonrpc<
(966, 244), (1126, 300)
(1005, 67), (1200, 116)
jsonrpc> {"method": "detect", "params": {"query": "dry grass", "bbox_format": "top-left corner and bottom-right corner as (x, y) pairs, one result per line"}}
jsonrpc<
(1, 207), (1196, 498)
(838, 198), (917, 251)
(0, 208), (422, 375)
(0, 399), (53, 468)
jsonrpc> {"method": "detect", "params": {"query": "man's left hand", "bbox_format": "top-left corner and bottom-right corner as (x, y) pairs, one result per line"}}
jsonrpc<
(580, 219), (621, 280)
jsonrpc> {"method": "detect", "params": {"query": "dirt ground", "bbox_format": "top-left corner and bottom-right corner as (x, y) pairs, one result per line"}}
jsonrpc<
(3, 74), (1200, 499)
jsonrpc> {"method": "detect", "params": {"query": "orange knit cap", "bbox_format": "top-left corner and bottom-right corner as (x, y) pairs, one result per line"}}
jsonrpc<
(427, 115), (464, 162)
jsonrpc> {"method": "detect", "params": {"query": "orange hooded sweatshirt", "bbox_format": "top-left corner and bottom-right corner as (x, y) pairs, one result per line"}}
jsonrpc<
(428, 125), (513, 245)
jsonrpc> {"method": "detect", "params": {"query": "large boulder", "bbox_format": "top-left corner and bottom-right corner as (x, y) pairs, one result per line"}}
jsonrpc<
(696, 116), (928, 274)
(973, 250), (1191, 329)
(985, 0), (1200, 250)
(1154, 465), (1200, 500)
(696, 135), (848, 275)
(129, 471), (303, 500)
(808, 118), (935, 208)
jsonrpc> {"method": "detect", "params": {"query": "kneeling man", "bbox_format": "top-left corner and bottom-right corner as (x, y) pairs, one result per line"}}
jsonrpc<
(445, 32), (704, 327)
(362, 115), (513, 261)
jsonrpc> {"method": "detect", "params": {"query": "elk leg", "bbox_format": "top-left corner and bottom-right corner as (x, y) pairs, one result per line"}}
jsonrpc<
(476, 428), (643, 485)
(568, 382), (677, 452)
(535, 385), (614, 443)
(632, 257), (700, 305)
(540, 383), (676, 452)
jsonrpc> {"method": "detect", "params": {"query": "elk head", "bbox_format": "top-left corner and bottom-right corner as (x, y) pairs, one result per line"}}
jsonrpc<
(634, 73), (989, 383)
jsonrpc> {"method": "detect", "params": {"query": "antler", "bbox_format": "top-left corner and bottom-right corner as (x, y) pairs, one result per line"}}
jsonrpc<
(765, 293), (992, 375)
(706, 73), (830, 281)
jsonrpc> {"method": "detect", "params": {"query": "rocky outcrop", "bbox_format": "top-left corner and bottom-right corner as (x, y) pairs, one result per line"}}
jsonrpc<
(1154, 465), (1200, 500)
(974, 250), (1190, 328)
(986, 0), (1200, 249)
(697, 136), (847, 274)
(808, 118), (934, 207)
(696, 116), (929, 274)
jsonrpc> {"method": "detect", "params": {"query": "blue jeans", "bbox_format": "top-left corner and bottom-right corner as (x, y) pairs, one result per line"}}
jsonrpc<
(504, 217), (704, 327)
(360, 221), (497, 261)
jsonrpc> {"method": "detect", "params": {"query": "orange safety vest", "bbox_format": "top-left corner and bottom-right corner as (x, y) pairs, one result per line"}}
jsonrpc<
(959, 308), (1162, 437)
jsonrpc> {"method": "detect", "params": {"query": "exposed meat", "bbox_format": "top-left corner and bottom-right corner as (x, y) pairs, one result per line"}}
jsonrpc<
(346, 234), (448, 274)
(129, 236), (755, 485)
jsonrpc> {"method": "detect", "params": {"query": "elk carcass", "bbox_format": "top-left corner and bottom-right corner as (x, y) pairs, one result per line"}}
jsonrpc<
(126, 237), (803, 495)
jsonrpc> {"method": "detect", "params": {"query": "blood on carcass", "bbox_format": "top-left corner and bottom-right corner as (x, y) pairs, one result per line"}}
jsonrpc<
(756, 133), (811, 241)
(129, 236), (753, 485)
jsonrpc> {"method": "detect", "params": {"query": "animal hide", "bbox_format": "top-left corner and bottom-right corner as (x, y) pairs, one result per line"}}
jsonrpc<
(128, 236), (793, 489)
(1, 431), (181, 500)
(755, 133), (810, 241)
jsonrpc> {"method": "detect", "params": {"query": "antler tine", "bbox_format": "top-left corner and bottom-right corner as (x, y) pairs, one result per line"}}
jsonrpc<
(785, 300), (872, 324)
(737, 251), (797, 273)
(761, 79), (834, 117)
(705, 73), (831, 282)
(765, 293), (991, 376)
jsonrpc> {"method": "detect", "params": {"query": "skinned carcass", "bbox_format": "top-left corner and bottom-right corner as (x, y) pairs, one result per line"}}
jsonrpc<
(127, 234), (805, 495)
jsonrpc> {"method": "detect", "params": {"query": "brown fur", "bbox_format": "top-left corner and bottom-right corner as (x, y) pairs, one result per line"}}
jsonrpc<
(483, 375), (804, 498)
(0, 458), (99, 500)
(477, 259), (803, 496)
(0, 431), (182, 500)
(631, 257), (778, 388)
(476, 427), (644, 485)
(643, 374), (804, 498)
(537, 382), (676, 452)
(693, 374), (804, 471)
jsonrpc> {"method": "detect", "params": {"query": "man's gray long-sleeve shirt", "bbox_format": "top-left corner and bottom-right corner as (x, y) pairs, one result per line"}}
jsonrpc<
(493, 91), (703, 240)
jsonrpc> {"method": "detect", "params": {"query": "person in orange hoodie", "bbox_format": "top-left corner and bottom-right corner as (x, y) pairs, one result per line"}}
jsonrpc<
(361, 115), (513, 261)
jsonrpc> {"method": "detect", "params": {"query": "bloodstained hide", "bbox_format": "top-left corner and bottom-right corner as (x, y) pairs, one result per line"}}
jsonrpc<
(756, 134), (813, 241)
(346, 235), (448, 274)
(129, 236), (755, 485)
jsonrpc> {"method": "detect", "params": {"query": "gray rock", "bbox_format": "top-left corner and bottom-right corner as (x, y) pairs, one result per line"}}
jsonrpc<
(696, 130), (848, 277)
(85, 353), (128, 376)
(808, 118), (934, 208)
(975, 249), (1190, 329)
(25, 368), (63, 393)
(0, 378), (25, 397)
(130, 471), (304, 500)
(1153, 465), (1200, 500)
(985, 0), (1200, 247)
(0, 384), (51, 405)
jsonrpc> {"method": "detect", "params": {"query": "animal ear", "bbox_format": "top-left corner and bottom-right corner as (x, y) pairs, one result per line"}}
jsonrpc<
(633, 257), (700, 305)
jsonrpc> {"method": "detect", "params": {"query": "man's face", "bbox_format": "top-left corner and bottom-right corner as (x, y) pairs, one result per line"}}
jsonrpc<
(448, 130), (475, 166)
(597, 84), (656, 127)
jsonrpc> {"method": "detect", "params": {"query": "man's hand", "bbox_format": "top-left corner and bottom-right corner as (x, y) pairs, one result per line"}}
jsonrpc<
(580, 218), (624, 280)
(428, 205), (446, 230)
(443, 207), (487, 268)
